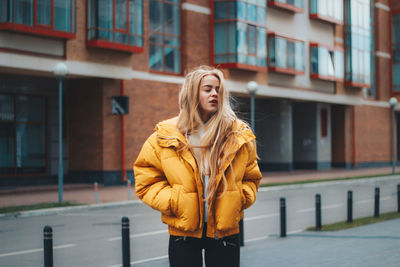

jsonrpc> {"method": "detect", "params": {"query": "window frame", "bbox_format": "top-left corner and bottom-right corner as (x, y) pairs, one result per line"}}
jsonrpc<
(267, 0), (304, 13)
(148, 0), (182, 75)
(0, 93), (48, 176)
(392, 11), (400, 95)
(309, 0), (344, 25)
(344, 0), (373, 89)
(267, 32), (305, 75)
(211, 0), (268, 72)
(86, 0), (144, 53)
(310, 42), (344, 82)
(0, 0), (76, 39)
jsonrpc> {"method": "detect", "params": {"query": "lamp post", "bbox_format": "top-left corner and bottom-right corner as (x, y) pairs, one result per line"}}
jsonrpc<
(246, 81), (258, 131)
(53, 62), (68, 203)
(389, 97), (398, 175)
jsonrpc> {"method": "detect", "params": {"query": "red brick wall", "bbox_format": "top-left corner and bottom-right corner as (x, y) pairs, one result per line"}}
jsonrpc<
(394, 0), (400, 11)
(354, 105), (392, 163)
(375, 1), (391, 100)
(332, 105), (354, 165)
(182, 9), (211, 73)
(102, 79), (123, 170)
(68, 79), (103, 171)
(334, 24), (345, 95)
(124, 79), (181, 168)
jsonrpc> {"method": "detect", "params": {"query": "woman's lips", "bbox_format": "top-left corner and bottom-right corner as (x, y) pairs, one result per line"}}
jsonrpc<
(209, 100), (218, 106)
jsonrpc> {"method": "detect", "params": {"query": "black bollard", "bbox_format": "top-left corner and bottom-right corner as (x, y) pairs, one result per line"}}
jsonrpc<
(315, 194), (321, 230)
(122, 217), (131, 267)
(43, 226), (53, 267)
(374, 187), (380, 217)
(239, 219), (244, 247)
(347, 190), (353, 223)
(397, 184), (400, 213)
(280, 198), (286, 237)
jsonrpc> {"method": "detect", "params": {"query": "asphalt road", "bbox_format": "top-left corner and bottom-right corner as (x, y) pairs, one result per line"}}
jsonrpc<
(1, 176), (399, 267)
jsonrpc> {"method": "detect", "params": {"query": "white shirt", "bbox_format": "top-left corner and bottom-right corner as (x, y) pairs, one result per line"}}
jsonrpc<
(187, 127), (209, 222)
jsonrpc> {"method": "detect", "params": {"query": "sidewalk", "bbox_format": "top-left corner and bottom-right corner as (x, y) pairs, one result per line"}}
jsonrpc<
(0, 166), (399, 208)
(137, 218), (400, 267)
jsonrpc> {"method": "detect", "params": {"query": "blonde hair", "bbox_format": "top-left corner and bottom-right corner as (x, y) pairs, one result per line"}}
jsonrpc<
(177, 65), (238, 203)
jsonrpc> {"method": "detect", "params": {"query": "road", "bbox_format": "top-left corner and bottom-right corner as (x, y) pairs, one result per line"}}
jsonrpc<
(0, 176), (399, 267)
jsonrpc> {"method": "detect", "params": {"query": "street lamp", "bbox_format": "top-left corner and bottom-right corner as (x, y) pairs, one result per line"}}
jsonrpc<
(246, 81), (258, 132)
(53, 62), (68, 203)
(389, 97), (398, 175)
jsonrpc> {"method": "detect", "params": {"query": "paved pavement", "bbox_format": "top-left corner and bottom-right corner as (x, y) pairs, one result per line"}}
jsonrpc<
(139, 218), (400, 267)
(240, 218), (400, 267)
(1, 166), (399, 208)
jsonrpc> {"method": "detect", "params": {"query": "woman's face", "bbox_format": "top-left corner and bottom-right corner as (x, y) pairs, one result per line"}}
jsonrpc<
(199, 74), (220, 122)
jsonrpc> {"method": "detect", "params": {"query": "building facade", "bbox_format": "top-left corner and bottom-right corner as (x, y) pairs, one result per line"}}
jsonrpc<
(0, 0), (397, 186)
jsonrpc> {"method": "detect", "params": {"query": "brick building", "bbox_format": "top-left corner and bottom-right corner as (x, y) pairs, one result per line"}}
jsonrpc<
(0, 0), (398, 186)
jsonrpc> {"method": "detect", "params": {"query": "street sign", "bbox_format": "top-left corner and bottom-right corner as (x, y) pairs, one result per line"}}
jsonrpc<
(112, 96), (129, 115)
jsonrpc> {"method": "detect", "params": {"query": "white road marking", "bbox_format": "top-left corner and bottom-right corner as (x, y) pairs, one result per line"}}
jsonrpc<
(244, 213), (279, 221)
(0, 244), (76, 258)
(245, 235), (271, 242)
(108, 229), (168, 241)
(245, 229), (303, 243)
(287, 229), (303, 234)
(355, 199), (373, 205)
(297, 203), (343, 213)
(107, 255), (169, 267)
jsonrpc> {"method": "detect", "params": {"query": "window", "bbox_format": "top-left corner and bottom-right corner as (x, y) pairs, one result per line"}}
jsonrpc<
(268, 34), (305, 75)
(344, 0), (374, 92)
(213, 0), (267, 71)
(310, 0), (343, 24)
(393, 14), (400, 93)
(0, 94), (46, 174)
(267, 0), (304, 13)
(149, 0), (181, 74)
(310, 43), (344, 81)
(87, 0), (143, 53)
(0, 0), (75, 39)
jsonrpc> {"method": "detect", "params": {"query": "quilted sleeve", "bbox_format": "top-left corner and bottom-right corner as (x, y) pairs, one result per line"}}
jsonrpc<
(241, 140), (262, 210)
(134, 134), (173, 216)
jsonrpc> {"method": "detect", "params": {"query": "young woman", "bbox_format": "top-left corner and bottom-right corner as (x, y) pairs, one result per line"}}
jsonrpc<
(134, 66), (262, 267)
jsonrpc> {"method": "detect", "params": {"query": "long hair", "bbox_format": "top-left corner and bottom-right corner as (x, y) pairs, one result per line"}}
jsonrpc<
(177, 66), (238, 203)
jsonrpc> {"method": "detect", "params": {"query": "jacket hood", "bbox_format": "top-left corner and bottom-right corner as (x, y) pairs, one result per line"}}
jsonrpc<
(155, 116), (256, 145)
(154, 117), (256, 149)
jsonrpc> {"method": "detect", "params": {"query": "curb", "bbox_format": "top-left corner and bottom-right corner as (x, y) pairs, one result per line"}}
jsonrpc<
(259, 175), (400, 192)
(0, 200), (143, 220)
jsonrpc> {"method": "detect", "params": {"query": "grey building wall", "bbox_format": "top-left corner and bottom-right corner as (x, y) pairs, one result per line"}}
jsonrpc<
(292, 102), (331, 170)
(293, 102), (317, 168)
(316, 103), (332, 169)
(256, 99), (293, 171)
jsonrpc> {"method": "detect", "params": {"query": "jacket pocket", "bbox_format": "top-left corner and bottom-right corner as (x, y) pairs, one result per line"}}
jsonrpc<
(174, 191), (199, 232)
(215, 191), (242, 231)
(170, 185), (182, 217)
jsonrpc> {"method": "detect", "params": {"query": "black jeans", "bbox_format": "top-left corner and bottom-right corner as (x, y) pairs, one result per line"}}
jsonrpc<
(168, 225), (240, 267)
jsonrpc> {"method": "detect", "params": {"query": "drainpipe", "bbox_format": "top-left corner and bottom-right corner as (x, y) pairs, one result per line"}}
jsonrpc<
(121, 80), (127, 182)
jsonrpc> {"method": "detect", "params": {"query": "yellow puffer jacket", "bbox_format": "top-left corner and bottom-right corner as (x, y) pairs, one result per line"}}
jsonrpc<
(134, 117), (262, 238)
